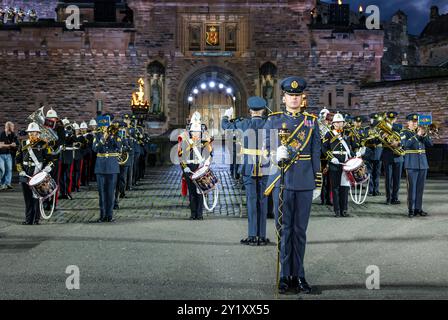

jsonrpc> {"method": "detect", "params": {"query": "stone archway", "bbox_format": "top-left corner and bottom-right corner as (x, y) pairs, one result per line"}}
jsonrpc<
(177, 65), (248, 136)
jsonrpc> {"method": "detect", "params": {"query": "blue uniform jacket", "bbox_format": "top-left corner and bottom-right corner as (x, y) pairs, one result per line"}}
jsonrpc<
(263, 111), (321, 192)
(92, 133), (122, 174)
(401, 129), (433, 170)
(221, 115), (267, 176)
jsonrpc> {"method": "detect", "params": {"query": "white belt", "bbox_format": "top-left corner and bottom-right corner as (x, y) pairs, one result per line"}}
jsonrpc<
(64, 147), (79, 151)
(23, 161), (42, 166)
(332, 151), (348, 155)
(186, 160), (201, 164)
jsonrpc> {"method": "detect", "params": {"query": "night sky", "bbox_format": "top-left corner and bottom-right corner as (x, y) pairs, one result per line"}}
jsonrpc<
(340, 0), (448, 35)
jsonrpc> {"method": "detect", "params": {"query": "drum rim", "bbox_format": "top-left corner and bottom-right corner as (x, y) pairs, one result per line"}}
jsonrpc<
(28, 171), (48, 186)
(343, 158), (363, 171)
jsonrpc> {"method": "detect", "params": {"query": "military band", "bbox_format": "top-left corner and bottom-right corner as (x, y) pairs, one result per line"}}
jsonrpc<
(12, 76), (439, 299)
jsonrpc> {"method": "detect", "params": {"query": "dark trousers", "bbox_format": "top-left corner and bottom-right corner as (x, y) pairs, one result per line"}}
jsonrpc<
(81, 155), (91, 186)
(329, 169), (349, 214)
(60, 162), (73, 196)
(272, 188), (312, 278)
(97, 174), (118, 220)
(72, 159), (82, 192)
(405, 169), (427, 211)
(21, 182), (40, 224)
(384, 161), (403, 202)
(115, 166), (129, 205)
(126, 155), (134, 190)
(243, 175), (268, 238)
(320, 160), (332, 204)
(366, 160), (381, 194)
(133, 153), (141, 185)
(185, 174), (204, 219)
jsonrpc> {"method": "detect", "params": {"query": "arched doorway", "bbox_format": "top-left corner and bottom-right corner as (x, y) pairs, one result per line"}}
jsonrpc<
(178, 66), (247, 137)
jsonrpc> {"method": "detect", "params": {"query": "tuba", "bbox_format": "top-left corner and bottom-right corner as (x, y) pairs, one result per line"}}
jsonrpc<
(373, 114), (405, 156)
(27, 107), (59, 145)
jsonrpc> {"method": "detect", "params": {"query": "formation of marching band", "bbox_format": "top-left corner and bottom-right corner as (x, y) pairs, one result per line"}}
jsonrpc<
(16, 107), (151, 225)
(13, 74), (438, 295)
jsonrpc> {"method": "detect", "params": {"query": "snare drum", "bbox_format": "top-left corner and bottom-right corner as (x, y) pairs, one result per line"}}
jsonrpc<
(343, 158), (369, 187)
(28, 171), (58, 199)
(191, 166), (219, 194)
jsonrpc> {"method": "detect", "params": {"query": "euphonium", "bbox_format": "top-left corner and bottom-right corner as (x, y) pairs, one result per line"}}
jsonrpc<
(374, 116), (405, 156)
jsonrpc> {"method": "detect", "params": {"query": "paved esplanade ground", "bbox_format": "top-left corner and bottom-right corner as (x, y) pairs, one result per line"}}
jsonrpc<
(0, 162), (447, 299)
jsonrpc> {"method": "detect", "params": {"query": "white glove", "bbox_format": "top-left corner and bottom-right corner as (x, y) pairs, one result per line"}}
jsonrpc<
(19, 171), (27, 177)
(331, 157), (340, 165)
(313, 188), (321, 201)
(184, 167), (192, 174)
(224, 107), (234, 119)
(355, 151), (362, 158)
(276, 146), (289, 162)
(204, 157), (211, 167)
(359, 146), (366, 156)
(43, 165), (52, 173)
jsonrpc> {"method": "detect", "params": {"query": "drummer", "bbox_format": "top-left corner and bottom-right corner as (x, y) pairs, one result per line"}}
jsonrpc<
(322, 113), (360, 217)
(16, 122), (54, 225)
(177, 111), (213, 220)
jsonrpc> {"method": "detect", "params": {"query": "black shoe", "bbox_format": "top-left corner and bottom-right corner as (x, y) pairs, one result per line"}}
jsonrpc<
(325, 201), (333, 206)
(106, 217), (116, 223)
(120, 193), (126, 198)
(189, 216), (196, 220)
(334, 212), (341, 217)
(248, 237), (258, 246)
(368, 192), (374, 196)
(33, 220), (40, 225)
(408, 210), (414, 218)
(374, 191), (382, 196)
(197, 216), (203, 220)
(95, 218), (105, 223)
(241, 236), (256, 245)
(391, 199), (401, 205)
(21, 221), (32, 225)
(341, 211), (349, 217)
(278, 277), (289, 294)
(296, 277), (312, 294)
(258, 237), (270, 246)
(385, 200), (391, 205)
(59, 194), (68, 199)
(113, 204), (119, 210)
(415, 209), (428, 217)
(6, 185), (13, 190)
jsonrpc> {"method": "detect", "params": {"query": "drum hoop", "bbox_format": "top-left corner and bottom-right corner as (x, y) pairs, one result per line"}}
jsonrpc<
(28, 171), (49, 186)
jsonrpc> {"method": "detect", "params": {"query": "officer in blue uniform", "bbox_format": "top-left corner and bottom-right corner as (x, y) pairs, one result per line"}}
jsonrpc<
(401, 113), (432, 218)
(93, 121), (122, 222)
(381, 112), (404, 205)
(364, 113), (383, 196)
(263, 76), (321, 294)
(222, 96), (269, 246)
